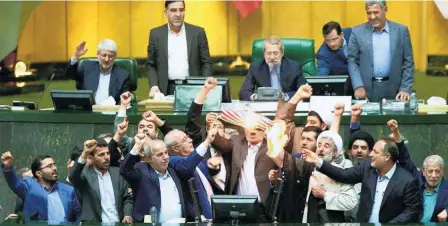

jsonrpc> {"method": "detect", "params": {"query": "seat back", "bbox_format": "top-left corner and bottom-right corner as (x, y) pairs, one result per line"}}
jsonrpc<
(78, 57), (138, 91)
(251, 38), (316, 76)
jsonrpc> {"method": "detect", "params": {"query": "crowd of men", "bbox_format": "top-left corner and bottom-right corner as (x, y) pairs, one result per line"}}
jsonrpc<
(2, 79), (447, 224)
(1, 0), (446, 224)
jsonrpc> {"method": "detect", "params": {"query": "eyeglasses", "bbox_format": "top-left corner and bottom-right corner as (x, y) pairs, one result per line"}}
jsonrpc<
(38, 163), (56, 170)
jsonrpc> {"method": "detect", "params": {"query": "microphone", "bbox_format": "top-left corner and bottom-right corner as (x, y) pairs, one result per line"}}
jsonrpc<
(36, 72), (55, 110)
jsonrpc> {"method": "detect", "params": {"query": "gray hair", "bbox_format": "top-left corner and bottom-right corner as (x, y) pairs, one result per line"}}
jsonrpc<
(164, 129), (183, 156)
(97, 39), (117, 53)
(143, 141), (152, 157)
(97, 133), (113, 139)
(365, 0), (386, 9)
(263, 36), (284, 53)
(423, 155), (444, 169)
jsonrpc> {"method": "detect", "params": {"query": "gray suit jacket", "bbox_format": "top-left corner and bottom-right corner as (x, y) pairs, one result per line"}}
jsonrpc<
(68, 162), (133, 222)
(347, 20), (414, 98)
(147, 23), (212, 95)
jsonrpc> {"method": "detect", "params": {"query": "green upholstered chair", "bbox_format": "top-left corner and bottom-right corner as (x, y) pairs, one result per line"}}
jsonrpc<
(251, 38), (316, 76)
(77, 57), (138, 103)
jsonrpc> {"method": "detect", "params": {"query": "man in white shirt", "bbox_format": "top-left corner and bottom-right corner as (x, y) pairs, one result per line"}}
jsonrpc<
(65, 39), (131, 104)
(147, 0), (211, 97)
(68, 138), (133, 223)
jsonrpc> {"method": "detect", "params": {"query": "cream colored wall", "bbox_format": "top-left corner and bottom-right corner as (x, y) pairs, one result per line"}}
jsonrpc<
(16, 0), (448, 71)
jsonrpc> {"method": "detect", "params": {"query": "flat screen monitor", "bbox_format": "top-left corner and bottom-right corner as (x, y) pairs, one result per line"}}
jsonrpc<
(211, 195), (259, 224)
(304, 75), (350, 96)
(50, 90), (94, 112)
(185, 77), (231, 103)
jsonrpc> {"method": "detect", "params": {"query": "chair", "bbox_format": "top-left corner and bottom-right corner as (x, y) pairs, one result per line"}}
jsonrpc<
(77, 57), (138, 92)
(78, 57), (138, 104)
(251, 38), (316, 76)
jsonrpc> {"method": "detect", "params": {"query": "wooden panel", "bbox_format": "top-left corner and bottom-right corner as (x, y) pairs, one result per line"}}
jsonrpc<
(98, 1), (131, 57)
(130, 1), (165, 58)
(66, 1), (99, 59)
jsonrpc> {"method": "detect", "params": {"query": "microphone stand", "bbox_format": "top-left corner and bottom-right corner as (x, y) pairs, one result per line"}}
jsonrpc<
(188, 178), (202, 223)
(36, 72), (55, 110)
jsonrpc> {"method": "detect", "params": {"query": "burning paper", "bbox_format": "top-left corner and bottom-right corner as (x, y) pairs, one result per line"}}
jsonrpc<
(266, 120), (289, 156)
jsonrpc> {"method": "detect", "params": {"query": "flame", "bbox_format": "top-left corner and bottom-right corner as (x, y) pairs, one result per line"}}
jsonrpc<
(266, 120), (289, 156)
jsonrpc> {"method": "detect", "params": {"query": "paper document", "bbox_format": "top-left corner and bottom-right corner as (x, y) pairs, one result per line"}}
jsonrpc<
(98, 96), (116, 106)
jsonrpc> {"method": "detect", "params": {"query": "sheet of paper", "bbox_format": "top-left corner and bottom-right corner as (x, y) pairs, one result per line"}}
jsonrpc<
(98, 96), (116, 106)
(310, 96), (352, 112)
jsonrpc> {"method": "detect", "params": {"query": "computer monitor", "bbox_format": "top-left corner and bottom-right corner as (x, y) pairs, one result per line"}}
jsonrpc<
(211, 195), (259, 224)
(185, 77), (231, 103)
(50, 90), (94, 112)
(304, 75), (350, 96)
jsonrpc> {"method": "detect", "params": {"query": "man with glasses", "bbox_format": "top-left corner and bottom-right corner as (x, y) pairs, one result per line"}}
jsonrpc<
(239, 36), (306, 101)
(1, 152), (82, 223)
(65, 39), (131, 104)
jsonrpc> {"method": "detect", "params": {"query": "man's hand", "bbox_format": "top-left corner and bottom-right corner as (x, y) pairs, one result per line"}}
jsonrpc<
(207, 157), (221, 169)
(268, 169), (279, 184)
(67, 159), (75, 173)
(73, 41), (88, 60)
(334, 104), (345, 117)
(206, 113), (219, 124)
(5, 214), (18, 220)
(311, 184), (326, 199)
(301, 149), (319, 165)
(204, 77), (218, 90)
(396, 92), (410, 102)
(120, 92), (132, 107)
(1, 152), (14, 170)
(117, 118), (129, 137)
(387, 119), (399, 134)
(142, 111), (158, 123)
(122, 216), (132, 223)
(133, 133), (147, 154)
(354, 87), (366, 99)
(206, 128), (217, 144)
(81, 140), (97, 160)
(351, 104), (362, 117)
(437, 209), (447, 222)
(149, 86), (160, 98)
(297, 84), (313, 100)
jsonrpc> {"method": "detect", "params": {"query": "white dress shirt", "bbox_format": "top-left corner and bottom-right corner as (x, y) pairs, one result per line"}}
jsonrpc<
(157, 170), (182, 223)
(70, 57), (111, 104)
(237, 142), (262, 202)
(78, 157), (119, 223)
(210, 147), (226, 191)
(168, 23), (189, 80)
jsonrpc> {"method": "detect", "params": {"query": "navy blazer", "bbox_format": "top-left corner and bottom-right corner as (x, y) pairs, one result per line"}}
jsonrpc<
(119, 154), (187, 222)
(2, 166), (82, 222)
(318, 155), (420, 223)
(316, 28), (352, 75)
(398, 141), (448, 222)
(65, 61), (131, 104)
(239, 57), (306, 101)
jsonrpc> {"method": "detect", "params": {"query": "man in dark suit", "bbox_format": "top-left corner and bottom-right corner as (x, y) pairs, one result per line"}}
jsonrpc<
(389, 119), (448, 222)
(239, 36), (306, 101)
(68, 138), (133, 223)
(120, 136), (187, 223)
(65, 39), (131, 104)
(147, 0), (211, 97)
(2, 153), (82, 223)
(316, 21), (352, 76)
(348, 0), (414, 102)
(302, 137), (420, 223)
(316, 21), (353, 95)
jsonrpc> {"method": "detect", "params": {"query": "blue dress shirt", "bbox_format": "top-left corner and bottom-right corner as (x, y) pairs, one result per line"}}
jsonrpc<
(368, 163), (397, 223)
(46, 187), (66, 223)
(421, 182), (441, 223)
(372, 22), (391, 78)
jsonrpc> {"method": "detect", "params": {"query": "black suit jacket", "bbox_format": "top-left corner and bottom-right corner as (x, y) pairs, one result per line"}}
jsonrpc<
(68, 162), (134, 222)
(65, 61), (131, 104)
(147, 23), (212, 95)
(318, 159), (420, 223)
(239, 57), (306, 101)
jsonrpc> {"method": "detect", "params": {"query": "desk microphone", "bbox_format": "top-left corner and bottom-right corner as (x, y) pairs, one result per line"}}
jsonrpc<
(36, 72), (55, 110)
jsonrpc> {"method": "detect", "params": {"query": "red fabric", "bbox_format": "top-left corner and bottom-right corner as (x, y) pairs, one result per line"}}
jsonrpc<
(232, 1), (262, 19)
